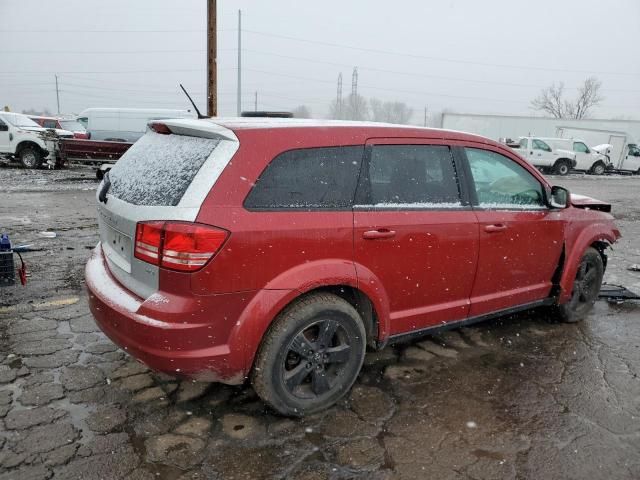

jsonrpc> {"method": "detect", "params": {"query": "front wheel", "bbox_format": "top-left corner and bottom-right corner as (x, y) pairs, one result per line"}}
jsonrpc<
(252, 293), (366, 416)
(18, 146), (43, 169)
(550, 247), (604, 323)
(554, 160), (571, 176)
(590, 162), (606, 175)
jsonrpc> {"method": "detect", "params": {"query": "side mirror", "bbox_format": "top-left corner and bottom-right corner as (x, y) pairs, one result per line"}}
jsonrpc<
(0, 123), (8, 132)
(549, 186), (570, 209)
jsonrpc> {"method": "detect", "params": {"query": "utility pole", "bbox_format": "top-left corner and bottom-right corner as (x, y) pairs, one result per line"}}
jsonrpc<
(351, 67), (358, 97)
(237, 9), (242, 116)
(254, 91), (257, 111)
(336, 73), (343, 119)
(206, 0), (217, 117)
(55, 75), (60, 114)
(424, 106), (428, 127)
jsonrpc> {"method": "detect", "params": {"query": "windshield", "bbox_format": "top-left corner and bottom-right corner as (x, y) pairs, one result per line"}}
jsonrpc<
(2, 113), (40, 128)
(59, 120), (86, 132)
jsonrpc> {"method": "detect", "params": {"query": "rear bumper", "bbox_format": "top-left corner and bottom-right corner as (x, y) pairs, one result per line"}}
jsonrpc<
(85, 245), (250, 384)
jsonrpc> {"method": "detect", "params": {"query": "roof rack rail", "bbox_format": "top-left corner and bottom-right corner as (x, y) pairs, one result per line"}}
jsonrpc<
(240, 111), (293, 118)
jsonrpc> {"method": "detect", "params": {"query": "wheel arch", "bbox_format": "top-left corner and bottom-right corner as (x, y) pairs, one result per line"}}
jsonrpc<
(557, 227), (616, 303)
(15, 140), (46, 157)
(231, 282), (384, 379)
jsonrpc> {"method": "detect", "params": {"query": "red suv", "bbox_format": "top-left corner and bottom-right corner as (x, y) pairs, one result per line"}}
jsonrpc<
(86, 119), (620, 415)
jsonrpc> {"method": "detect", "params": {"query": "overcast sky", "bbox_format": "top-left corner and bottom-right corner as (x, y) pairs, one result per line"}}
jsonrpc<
(1, 0), (639, 122)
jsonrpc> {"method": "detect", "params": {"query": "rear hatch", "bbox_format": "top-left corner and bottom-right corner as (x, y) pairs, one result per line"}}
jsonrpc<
(96, 119), (239, 299)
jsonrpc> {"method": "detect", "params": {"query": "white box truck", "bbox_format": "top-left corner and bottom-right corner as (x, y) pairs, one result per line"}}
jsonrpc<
(556, 126), (640, 174)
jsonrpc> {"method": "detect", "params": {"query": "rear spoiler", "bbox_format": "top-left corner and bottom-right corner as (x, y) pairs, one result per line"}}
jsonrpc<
(147, 119), (237, 142)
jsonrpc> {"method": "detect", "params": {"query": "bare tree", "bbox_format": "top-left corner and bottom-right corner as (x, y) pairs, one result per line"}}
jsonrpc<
(370, 98), (413, 124)
(567, 77), (604, 119)
(292, 105), (312, 118)
(343, 93), (369, 121)
(531, 77), (603, 119)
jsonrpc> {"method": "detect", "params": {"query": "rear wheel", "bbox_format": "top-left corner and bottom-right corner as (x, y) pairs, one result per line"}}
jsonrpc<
(590, 161), (606, 175)
(18, 146), (43, 169)
(554, 159), (571, 176)
(551, 247), (604, 323)
(252, 293), (366, 416)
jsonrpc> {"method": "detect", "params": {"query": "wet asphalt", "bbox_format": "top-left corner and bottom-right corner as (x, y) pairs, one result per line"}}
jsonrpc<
(0, 164), (639, 480)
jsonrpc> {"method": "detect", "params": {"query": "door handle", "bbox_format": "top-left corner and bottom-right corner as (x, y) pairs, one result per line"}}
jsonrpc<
(484, 224), (507, 233)
(363, 229), (396, 240)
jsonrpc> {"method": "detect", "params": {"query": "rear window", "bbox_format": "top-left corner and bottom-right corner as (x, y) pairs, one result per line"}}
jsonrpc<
(244, 146), (364, 210)
(108, 131), (220, 206)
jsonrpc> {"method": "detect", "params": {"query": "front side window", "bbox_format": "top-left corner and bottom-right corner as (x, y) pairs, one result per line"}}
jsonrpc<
(532, 139), (551, 152)
(43, 120), (57, 129)
(244, 146), (364, 209)
(573, 142), (589, 153)
(465, 148), (546, 209)
(357, 145), (461, 207)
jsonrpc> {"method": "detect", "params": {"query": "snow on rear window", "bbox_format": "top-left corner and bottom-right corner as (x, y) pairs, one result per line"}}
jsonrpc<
(109, 131), (220, 206)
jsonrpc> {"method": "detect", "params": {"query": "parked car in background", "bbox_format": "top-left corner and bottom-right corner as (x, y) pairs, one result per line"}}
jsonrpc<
(537, 137), (610, 174)
(77, 108), (195, 142)
(513, 136), (577, 175)
(0, 112), (71, 168)
(29, 116), (90, 139)
(86, 118), (620, 416)
(556, 126), (640, 174)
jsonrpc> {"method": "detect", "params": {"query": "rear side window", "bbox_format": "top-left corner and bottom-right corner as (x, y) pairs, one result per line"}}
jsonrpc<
(109, 131), (220, 206)
(357, 145), (461, 207)
(244, 146), (364, 209)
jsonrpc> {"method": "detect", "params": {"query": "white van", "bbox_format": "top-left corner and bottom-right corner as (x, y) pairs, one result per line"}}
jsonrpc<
(77, 108), (195, 142)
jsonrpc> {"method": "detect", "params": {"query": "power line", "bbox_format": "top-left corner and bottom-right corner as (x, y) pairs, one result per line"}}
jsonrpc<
(243, 29), (640, 77)
(241, 48), (640, 94)
(2, 49), (232, 54)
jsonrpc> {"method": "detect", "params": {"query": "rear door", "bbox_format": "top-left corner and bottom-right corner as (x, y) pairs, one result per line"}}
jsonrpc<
(353, 139), (479, 335)
(461, 146), (564, 317)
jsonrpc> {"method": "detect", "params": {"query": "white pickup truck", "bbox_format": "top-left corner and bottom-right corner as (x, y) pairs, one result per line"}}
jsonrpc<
(0, 112), (73, 168)
(513, 137), (577, 175)
(537, 137), (610, 175)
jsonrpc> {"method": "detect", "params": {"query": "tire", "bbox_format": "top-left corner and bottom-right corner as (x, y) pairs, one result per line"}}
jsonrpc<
(550, 247), (604, 323)
(251, 292), (367, 417)
(18, 146), (43, 169)
(590, 162), (606, 175)
(553, 159), (571, 176)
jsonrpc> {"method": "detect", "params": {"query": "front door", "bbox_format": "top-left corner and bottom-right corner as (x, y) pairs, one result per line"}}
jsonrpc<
(353, 140), (479, 335)
(0, 119), (10, 153)
(531, 138), (555, 166)
(461, 146), (564, 317)
(572, 141), (592, 170)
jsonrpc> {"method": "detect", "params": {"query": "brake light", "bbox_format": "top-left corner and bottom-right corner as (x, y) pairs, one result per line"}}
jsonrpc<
(149, 122), (172, 135)
(134, 221), (228, 272)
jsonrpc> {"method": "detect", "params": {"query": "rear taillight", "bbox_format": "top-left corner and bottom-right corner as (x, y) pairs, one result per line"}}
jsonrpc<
(134, 221), (228, 272)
